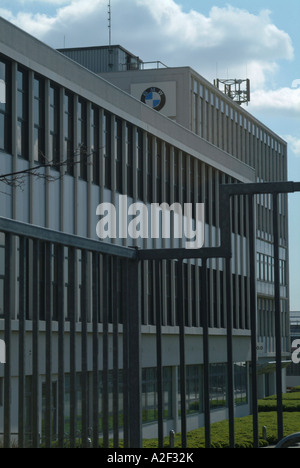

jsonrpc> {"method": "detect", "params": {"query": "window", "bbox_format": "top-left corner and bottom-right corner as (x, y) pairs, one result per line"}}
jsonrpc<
(126, 123), (133, 198)
(91, 106), (100, 185)
(49, 85), (60, 169)
(147, 135), (153, 203)
(156, 140), (162, 203)
(137, 128), (143, 200)
(182, 156), (187, 204)
(174, 149), (179, 203)
(17, 67), (29, 159)
(115, 117), (123, 193)
(209, 363), (227, 410)
(64, 91), (74, 175)
(78, 99), (87, 180)
(0, 378), (3, 407)
(33, 76), (45, 163)
(165, 145), (171, 205)
(179, 365), (203, 415)
(0, 57), (11, 153)
(234, 362), (248, 405)
(103, 111), (112, 190)
(142, 367), (173, 423)
(98, 370), (123, 431)
(0, 233), (4, 318)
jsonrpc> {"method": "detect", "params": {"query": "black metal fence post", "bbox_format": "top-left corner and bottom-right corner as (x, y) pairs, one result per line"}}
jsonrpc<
(177, 259), (187, 449)
(225, 255), (235, 448)
(155, 260), (164, 448)
(92, 252), (99, 449)
(18, 236), (26, 448)
(128, 256), (142, 448)
(45, 242), (52, 448)
(4, 233), (12, 448)
(273, 193), (284, 442)
(248, 194), (259, 448)
(201, 259), (210, 448)
(32, 239), (40, 448)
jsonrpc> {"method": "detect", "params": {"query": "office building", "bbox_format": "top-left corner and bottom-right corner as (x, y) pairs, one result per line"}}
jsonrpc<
(0, 18), (290, 443)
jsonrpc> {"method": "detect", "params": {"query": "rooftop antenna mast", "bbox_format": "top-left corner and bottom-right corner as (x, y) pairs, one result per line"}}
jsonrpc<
(108, 0), (112, 47)
(108, 0), (113, 69)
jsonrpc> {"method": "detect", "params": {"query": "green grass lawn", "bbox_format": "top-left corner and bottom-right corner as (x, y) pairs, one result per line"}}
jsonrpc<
(142, 412), (300, 448)
(56, 389), (300, 448)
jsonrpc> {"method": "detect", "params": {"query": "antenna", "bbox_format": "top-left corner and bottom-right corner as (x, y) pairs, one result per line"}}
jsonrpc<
(214, 78), (251, 106)
(108, 0), (112, 47)
(108, 1), (113, 69)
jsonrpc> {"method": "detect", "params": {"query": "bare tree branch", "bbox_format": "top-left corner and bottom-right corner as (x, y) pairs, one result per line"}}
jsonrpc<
(0, 145), (100, 190)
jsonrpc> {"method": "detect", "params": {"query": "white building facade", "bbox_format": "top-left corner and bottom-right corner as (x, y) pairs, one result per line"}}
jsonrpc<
(0, 18), (290, 445)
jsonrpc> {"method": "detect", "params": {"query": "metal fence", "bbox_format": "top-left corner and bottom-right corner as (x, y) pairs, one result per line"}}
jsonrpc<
(0, 181), (300, 448)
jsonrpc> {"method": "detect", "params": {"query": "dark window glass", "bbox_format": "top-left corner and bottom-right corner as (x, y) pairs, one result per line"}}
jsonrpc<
(0, 58), (11, 153)
(156, 140), (162, 203)
(115, 118), (123, 193)
(137, 128), (143, 200)
(165, 145), (171, 205)
(78, 99), (87, 181)
(17, 68), (29, 159)
(64, 92), (74, 175)
(91, 106), (100, 185)
(126, 123), (133, 198)
(147, 136), (153, 203)
(50, 84), (60, 169)
(33, 76), (45, 163)
(104, 111), (111, 189)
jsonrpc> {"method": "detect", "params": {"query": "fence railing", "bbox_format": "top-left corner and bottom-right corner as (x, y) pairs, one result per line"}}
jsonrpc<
(0, 181), (299, 448)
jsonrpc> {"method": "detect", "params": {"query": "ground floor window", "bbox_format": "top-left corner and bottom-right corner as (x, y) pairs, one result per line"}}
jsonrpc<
(142, 367), (173, 423)
(178, 365), (203, 415)
(234, 362), (248, 405)
(209, 363), (227, 410)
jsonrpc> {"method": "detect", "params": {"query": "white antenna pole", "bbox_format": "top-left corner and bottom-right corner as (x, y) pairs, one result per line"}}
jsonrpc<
(108, 0), (112, 47)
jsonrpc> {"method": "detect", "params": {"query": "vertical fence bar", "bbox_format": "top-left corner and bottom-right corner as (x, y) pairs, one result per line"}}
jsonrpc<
(32, 239), (40, 448)
(248, 194), (259, 448)
(226, 255), (235, 448)
(201, 259), (211, 448)
(92, 252), (99, 448)
(177, 259), (187, 449)
(273, 193), (284, 442)
(102, 254), (109, 448)
(45, 242), (52, 448)
(128, 257), (142, 448)
(57, 244), (65, 448)
(113, 256), (119, 448)
(155, 260), (164, 448)
(4, 233), (12, 448)
(81, 249), (88, 448)
(122, 259), (130, 448)
(69, 247), (77, 448)
(18, 236), (25, 448)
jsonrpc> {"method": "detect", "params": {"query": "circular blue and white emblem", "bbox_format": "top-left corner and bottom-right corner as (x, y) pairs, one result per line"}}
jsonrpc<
(141, 87), (166, 111)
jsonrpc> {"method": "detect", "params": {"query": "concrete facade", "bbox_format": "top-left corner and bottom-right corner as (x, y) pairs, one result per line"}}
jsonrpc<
(0, 19), (290, 442)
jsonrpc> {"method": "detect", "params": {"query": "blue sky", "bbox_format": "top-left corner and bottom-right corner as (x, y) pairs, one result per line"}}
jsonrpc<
(1, 0), (300, 309)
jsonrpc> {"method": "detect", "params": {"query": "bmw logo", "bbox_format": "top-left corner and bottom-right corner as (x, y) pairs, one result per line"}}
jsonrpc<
(141, 87), (166, 111)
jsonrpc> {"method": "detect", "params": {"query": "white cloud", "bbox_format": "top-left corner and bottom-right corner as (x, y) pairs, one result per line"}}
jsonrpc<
(18, 0), (70, 4)
(285, 135), (300, 156)
(0, 0), (294, 91)
(248, 87), (300, 117)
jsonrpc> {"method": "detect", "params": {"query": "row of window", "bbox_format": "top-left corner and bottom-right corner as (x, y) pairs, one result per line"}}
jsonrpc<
(0, 57), (221, 215)
(0, 55), (288, 247)
(191, 77), (286, 182)
(0, 234), (251, 330)
(1, 363), (247, 439)
(257, 297), (289, 341)
(257, 252), (287, 285)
